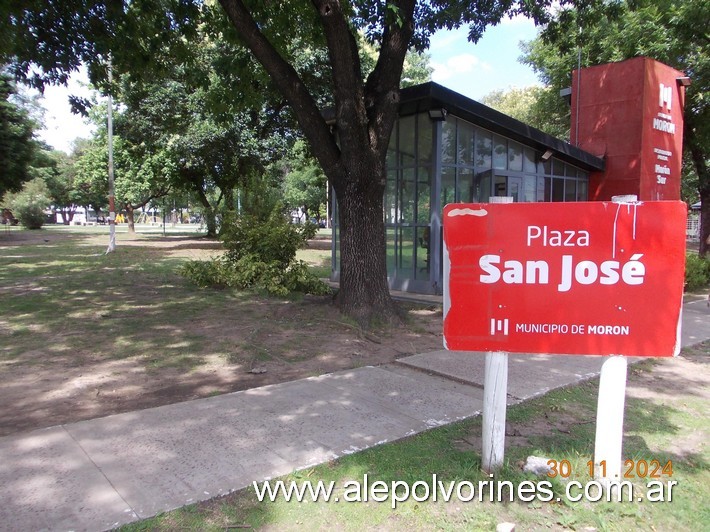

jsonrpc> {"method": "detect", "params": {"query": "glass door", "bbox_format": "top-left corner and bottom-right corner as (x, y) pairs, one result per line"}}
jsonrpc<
(508, 176), (523, 202)
(493, 174), (523, 202)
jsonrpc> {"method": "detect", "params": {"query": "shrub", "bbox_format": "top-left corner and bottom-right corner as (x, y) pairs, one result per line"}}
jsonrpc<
(180, 205), (330, 296)
(4, 178), (50, 229)
(685, 253), (710, 292)
(220, 208), (312, 267)
(179, 258), (231, 289)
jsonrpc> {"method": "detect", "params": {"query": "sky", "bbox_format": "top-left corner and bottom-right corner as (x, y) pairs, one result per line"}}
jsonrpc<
(36, 15), (541, 154)
(35, 66), (96, 154)
(429, 15), (540, 100)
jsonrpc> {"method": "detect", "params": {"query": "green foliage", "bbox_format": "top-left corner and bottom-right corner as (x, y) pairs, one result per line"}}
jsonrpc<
(481, 86), (568, 139)
(0, 73), (37, 197)
(179, 258), (232, 289)
(282, 140), (328, 221)
(74, 133), (113, 209)
(36, 147), (95, 222)
(3, 178), (51, 229)
(685, 254), (710, 291)
(74, 117), (172, 221)
(181, 205), (329, 296)
(221, 208), (308, 267)
(358, 39), (433, 89)
(401, 49), (434, 87)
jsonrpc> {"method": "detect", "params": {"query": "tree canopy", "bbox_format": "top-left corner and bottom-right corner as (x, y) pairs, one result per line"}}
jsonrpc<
(480, 85), (568, 139)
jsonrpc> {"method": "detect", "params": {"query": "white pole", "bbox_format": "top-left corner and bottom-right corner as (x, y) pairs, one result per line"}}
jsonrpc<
(593, 356), (628, 486)
(592, 194), (636, 487)
(106, 58), (116, 254)
(482, 351), (509, 472)
(482, 195), (513, 472)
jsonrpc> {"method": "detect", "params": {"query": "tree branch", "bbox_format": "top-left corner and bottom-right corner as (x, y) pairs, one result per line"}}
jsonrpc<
(365, 0), (416, 152)
(310, 0), (369, 150)
(217, 0), (340, 177)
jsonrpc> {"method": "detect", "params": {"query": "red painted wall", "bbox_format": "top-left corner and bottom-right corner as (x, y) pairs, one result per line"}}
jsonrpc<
(571, 57), (686, 201)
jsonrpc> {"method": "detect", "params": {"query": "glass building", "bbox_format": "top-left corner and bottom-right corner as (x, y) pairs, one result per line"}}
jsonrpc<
(332, 82), (605, 295)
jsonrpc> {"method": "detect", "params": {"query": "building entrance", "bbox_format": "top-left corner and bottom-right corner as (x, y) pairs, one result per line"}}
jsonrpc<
(493, 174), (523, 202)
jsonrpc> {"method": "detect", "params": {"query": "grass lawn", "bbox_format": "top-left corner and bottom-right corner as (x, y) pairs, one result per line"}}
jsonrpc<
(0, 225), (443, 436)
(118, 344), (709, 531)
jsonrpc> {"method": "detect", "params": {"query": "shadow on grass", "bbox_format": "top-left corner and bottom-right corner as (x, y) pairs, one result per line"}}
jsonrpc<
(0, 233), (325, 434)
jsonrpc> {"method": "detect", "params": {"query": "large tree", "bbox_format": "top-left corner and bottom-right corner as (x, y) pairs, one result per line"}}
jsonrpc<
(213, 1), (557, 325)
(521, 0), (710, 254)
(74, 124), (173, 232)
(2, 0), (560, 325)
(114, 35), (302, 237)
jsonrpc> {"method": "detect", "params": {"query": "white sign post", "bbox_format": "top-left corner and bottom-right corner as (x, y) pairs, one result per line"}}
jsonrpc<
(593, 355), (628, 486)
(481, 196), (513, 472)
(482, 351), (508, 472)
(592, 195), (636, 487)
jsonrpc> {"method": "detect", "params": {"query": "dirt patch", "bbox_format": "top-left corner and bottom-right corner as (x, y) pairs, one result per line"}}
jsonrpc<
(453, 410), (594, 452)
(452, 348), (710, 463)
(0, 228), (445, 437)
(625, 352), (710, 459)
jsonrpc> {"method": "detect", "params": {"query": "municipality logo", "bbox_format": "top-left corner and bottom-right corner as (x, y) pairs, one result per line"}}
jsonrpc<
(659, 83), (672, 111)
(490, 318), (509, 336)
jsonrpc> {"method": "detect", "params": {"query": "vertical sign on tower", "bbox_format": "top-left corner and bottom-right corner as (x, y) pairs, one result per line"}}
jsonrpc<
(648, 74), (685, 200)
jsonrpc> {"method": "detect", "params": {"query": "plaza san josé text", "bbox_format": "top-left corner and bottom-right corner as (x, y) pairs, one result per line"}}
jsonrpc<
(479, 225), (645, 293)
(478, 225), (645, 337)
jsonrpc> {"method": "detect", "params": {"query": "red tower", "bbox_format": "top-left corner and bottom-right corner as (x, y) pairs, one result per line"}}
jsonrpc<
(571, 57), (688, 201)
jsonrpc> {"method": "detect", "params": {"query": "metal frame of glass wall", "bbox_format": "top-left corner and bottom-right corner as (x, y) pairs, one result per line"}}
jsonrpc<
(331, 112), (591, 295)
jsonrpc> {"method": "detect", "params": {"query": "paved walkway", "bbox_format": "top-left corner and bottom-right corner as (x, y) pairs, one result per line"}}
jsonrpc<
(0, 299), (708, 531)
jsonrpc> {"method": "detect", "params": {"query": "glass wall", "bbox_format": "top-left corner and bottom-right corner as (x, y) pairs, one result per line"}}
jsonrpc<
(440, 116), (588, 208)
(385, 113), (434, 288)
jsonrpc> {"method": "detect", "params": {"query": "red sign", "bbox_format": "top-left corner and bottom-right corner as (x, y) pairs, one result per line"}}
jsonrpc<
(443, 201), (686, 357)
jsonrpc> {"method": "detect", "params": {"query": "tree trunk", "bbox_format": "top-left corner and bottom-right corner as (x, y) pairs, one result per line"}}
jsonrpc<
(334, 163), (400, 327)
(204, 209), (217, 238)
(126, 205), (136, 234)
(700, 186), (710, 257)
(195, 188), (217, 238)
(223, 187), (235, 212)
(326, 184), (332, 228)
(217, 0), (413, 327)
(686, 118), (710, 256)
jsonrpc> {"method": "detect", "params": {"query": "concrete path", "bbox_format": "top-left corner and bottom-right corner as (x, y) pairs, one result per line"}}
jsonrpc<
(0, 300), (707, 531)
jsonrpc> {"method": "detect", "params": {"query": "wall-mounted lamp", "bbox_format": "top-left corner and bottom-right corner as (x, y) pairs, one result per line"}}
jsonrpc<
(676, 76), (691, 87)
(428, 108), (448, 121)
(559, 87), (572, 106)
(541, 149), (554, 162)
